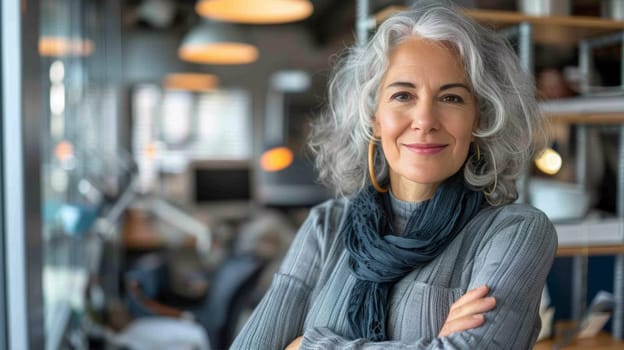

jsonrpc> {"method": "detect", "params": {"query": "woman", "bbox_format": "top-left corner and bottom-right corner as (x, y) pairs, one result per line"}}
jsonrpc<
(231, 1), (557, 349)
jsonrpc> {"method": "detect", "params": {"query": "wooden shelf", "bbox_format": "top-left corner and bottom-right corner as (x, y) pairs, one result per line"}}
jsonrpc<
(557, 244), (624, 257)
(374, 6), (624, 45)
(546, 112), (624, 124)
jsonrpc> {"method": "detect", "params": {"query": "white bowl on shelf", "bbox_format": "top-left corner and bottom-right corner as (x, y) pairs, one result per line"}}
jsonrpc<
(529, 178), (591, 222)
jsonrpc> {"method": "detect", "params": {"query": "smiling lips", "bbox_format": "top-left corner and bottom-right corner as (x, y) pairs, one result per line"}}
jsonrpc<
(403, 143), (448, 155)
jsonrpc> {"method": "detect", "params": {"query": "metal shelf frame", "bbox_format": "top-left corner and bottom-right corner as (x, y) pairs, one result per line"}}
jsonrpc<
(576, 31), (624, 340)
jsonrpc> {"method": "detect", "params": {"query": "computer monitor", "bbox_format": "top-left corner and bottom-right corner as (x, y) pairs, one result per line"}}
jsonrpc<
(193, 161), (251, 203)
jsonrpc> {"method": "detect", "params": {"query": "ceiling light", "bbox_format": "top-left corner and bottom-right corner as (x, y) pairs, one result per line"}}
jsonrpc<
(163, 73), (219, 92)
(196, 0), (313, 24)
(39, 1), (94, 57)
(39, 37), (95, 57)
(178, 21), (258, 64)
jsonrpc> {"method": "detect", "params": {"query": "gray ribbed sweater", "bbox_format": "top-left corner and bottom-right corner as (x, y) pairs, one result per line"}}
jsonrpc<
(231, 195), (557, 350)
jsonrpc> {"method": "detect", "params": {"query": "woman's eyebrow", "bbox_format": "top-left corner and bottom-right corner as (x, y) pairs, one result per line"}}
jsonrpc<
(440, 83), (471, 92)
(386, 81), (415, 89)
(385, 81), (471, 92)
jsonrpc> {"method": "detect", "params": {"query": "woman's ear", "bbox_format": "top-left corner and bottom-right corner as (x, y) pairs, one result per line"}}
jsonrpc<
(471, 114), (480, 138)
(372, 116), (381, 138)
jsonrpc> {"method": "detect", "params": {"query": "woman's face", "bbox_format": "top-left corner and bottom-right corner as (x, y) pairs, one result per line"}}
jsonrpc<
(374, 37), (478, 201)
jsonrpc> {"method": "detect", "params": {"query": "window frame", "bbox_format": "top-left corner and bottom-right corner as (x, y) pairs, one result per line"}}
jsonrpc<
(2, 0), (44, 348)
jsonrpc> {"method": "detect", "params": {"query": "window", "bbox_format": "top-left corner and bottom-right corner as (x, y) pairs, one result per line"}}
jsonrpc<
(0, 0), (7, 347)
(131, 85), (253, 199)
(2, 0), (44, 348)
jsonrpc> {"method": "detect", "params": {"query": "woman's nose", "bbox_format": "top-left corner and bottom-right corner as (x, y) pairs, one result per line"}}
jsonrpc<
(410, 100), (440, 132)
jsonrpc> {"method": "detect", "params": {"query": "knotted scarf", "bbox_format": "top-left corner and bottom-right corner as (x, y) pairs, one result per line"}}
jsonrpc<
(343, 174), (483, 341)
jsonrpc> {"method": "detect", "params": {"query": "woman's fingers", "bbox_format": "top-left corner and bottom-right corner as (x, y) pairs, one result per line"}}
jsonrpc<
(284, 336), (303, 350)
(438, 285), (497, 337)
(449, 285), (489, 312)
(439, 314), (486, 337)
(447, 295), (496, 322)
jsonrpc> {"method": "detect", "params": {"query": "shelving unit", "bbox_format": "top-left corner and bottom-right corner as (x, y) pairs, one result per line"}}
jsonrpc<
(371, 4), (624, 343)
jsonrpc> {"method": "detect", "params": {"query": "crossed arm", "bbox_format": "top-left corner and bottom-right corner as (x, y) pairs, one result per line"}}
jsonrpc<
(285, 285), (497, 349)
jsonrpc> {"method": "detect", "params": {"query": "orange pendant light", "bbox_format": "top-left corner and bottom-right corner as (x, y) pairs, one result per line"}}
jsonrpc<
(39, 1), (94, 57)
(196, 0), (313, 24)
(163, 73), (219, 92)
(39, 37), (95, 57)
(178, 21), (259, 65)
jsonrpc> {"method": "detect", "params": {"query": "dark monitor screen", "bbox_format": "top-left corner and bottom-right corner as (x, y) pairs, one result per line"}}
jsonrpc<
(193, 167), (251, 202)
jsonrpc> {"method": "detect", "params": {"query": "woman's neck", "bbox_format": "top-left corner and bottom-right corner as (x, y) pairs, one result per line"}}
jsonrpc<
(388, 190), (424, 235)
(389, 172), (439, 203)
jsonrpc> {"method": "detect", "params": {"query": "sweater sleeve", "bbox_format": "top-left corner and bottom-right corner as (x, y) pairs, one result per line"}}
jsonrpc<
(230, 201), (340, 350)
(299, 205), (558, 350)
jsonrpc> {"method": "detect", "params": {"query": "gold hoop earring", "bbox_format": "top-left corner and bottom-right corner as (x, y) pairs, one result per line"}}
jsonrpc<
(368, 139), (388, 193)
(474, 142), (481, 161)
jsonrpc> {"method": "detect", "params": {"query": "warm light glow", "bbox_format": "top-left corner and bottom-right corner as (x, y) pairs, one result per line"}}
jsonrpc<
(535, 147), (563, 175)
(196, 0), (313, 24)
(178, 42), (258, 64)
(143, 142), (158, 160)
(163, 73), (219, 92)
(260, 146), (294, 172)
(39, 36), (95, 57)
(50, 84), (65, 115)
(54, 140), (74, 162)
(49, 60), (65, 82)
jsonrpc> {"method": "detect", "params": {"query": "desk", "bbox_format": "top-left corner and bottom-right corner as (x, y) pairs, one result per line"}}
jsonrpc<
(122, 209), (196, 250)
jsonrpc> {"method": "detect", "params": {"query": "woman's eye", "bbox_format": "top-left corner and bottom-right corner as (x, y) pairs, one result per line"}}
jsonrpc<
(440, 95), (464, 103)
(391, 92), (412, 102)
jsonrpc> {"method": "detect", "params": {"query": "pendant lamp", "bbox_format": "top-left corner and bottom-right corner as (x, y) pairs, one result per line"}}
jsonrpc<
(39, 37), (95, 57)
(163, 73), (219, 92)
(39, 0), (94, 57)
(196, 0), (313, 24)
(178, 21), (258, 65)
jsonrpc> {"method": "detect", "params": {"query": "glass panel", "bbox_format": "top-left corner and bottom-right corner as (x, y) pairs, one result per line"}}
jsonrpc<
(40, 0), (125, 348)
(3, 0), (44, 347)
(0, 1), (7, 347)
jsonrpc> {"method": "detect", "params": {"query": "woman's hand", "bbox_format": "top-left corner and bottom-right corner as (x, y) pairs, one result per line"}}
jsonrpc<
(438, 285), (496, 337)
(285, 336), (303, 350)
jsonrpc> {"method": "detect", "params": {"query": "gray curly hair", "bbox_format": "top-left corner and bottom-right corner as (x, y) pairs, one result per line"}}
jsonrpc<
(308, 0), (545, 206)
